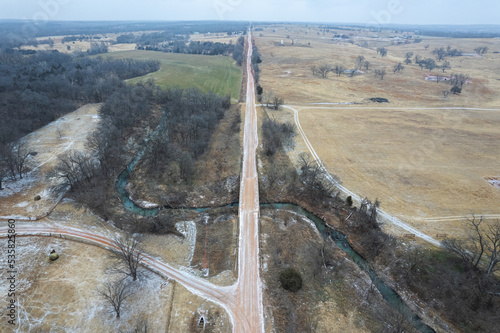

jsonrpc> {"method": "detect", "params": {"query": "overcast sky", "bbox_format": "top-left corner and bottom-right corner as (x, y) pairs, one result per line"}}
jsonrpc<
(1, 0), (499, 25)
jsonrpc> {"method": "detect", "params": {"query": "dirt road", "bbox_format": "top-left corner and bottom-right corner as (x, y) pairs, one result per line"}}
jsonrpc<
(234, 27), (265, 332)
(0, 28), (264, 333)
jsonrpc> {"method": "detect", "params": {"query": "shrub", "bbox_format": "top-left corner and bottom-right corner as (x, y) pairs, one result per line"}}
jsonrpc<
(279, 268), (303, 292)
(451, 85), (462, 94)
(346, 196), (353, 207)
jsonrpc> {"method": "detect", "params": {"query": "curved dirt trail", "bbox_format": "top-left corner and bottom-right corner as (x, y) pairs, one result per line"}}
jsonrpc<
(285, 105), (442, 247)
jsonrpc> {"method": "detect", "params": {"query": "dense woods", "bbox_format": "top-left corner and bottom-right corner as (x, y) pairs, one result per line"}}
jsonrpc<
(50, 84), (231, 227)
(144, 88), (231, 182)
(0, 50), (160, 145)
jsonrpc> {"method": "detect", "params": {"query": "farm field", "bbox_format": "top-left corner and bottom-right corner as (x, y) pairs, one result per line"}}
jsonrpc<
(256, 24), (500, 239)
(103, 50), (242, 100)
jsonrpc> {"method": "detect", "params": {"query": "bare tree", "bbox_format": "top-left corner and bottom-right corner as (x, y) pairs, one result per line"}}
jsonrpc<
(432, 47), (446, 61)
(110, 235), (143, 281)
(98, 279), (134, 319)
(263, 91), (275, 108)
(310, 65), (317, 76)
(363, 61), (371, 71)
(414, 54), (422, 64)
(441, 61), (451, 73)
(50, 151), (99, 193)
(393, 62), (405, 73)
(374, 69), (386, 80)
(405, 51), (414, 62)
(0, 144), (10, 190)
(450, 73), (470, 89)
(5, 141), (33, 180)
(442, 215), (484, 270)
(272, 95), (285, 110)
(442, 90), (450, 98)
(376, 47), (388, 57)
(442, 216), (500, 275)
(474, 46), (488, 55)
(333, 64), (346, 77)
(317, 64), (332, 78)
(357, 55), (365, 69)
(486, 222), (500, 275)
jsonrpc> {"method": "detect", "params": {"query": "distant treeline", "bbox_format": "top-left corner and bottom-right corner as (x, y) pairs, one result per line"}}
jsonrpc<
(0, 20), (249, 50)
(0, 50), (160, 145)
(117, 30), (246, 58)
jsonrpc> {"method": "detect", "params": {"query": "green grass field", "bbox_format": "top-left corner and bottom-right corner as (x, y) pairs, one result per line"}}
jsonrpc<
(104, 50), (242, 100)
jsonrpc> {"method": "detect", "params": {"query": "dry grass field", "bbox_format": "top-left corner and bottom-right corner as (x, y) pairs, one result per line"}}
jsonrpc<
(257, 24), (500, 239)
(255, 25), (500, 107)
(190, 32), (242, 45)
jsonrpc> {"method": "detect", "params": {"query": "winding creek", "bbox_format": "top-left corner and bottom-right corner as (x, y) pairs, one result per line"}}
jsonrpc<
(116, 151), (436, 333)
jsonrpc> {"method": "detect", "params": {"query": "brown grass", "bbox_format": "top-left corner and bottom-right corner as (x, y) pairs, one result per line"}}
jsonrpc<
(257, 25), (500, 239)
(255, 25), (500, 108)
(260, 210), (389, 333)
(191, 215), (238, 278)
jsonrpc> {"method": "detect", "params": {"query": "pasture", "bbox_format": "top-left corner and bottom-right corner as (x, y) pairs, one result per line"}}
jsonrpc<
(104, 50), (242, 100)
(257, 24), (500, 238)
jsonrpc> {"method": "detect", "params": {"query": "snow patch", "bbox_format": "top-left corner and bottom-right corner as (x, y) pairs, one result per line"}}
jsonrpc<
(175, 221), (197, 266)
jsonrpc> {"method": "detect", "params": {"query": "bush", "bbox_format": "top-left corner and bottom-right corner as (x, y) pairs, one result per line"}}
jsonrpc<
(279, 268), (303, 292)
(451, 85), (462, 94)
(346, 195), (353, 207)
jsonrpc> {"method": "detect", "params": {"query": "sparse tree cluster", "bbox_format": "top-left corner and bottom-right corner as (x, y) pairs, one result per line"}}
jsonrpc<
(263, 91), (284, 110)
(374, 69), (386, 80)
(432, 46), (463, 61)
(311, 63), (348, 78)
(404, 52), (414, 64)
(87, 41), (109, 55)
(416, 58), (436, 70)
(443, 215), (500, 276)
(297, 153), (334, 199)
(393, 62), (404, 73)
(474, 46), (489, 55)
(0, 141), (36, 189)
(262, 118), (295, 157)
(376, 47), (388, 57)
